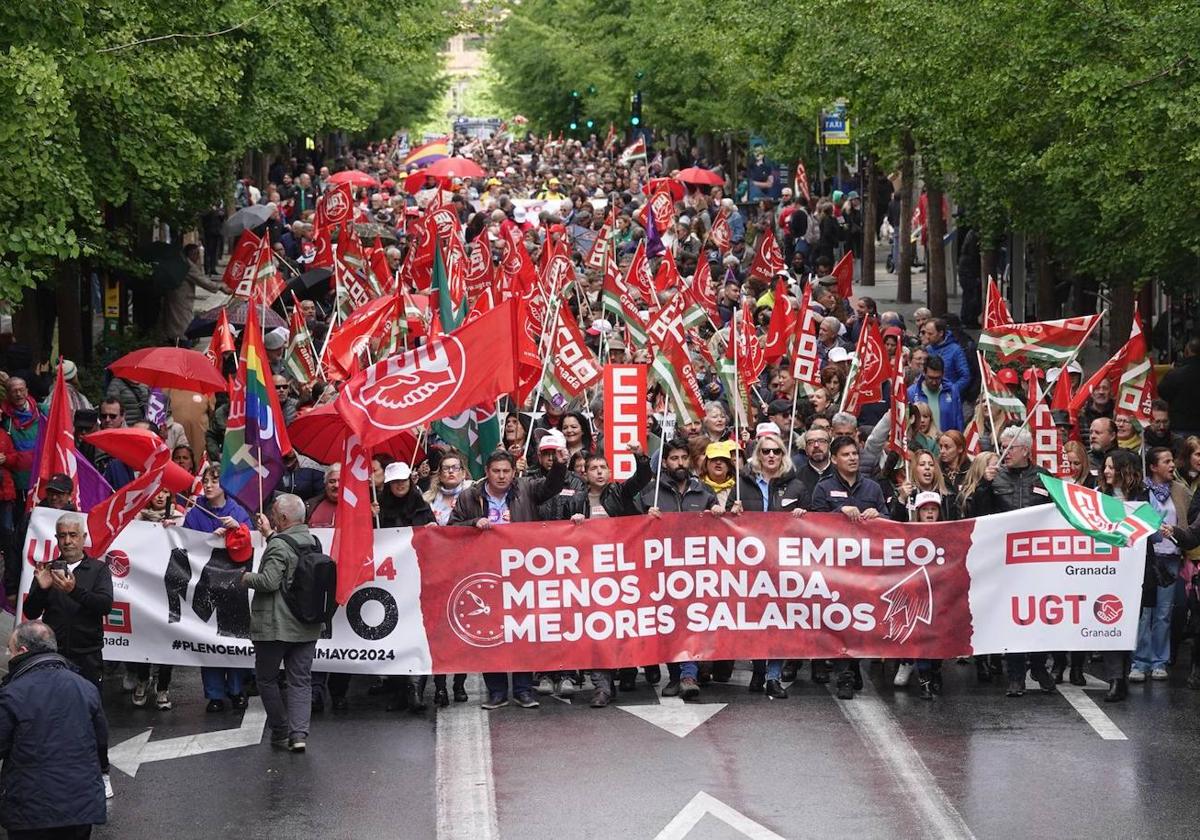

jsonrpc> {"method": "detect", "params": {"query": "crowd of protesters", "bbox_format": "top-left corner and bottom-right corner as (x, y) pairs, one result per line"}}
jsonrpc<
(2, 130), (1200, 823)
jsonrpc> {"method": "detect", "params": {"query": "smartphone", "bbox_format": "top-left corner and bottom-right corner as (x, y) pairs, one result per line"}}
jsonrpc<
(49, 560), (68, 573)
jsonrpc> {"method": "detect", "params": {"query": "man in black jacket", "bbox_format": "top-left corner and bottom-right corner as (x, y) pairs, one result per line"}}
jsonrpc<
(451, 448), (568, 710)
(0, 621), (108, 837)
(970, 426), (1054, 697)
(810, 436), (890, 699)
(23, 513), (114, 690)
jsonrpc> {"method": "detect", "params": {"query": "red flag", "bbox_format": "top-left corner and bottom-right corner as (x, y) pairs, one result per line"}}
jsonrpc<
(511, 295), (541, 407)
(686, 329), (717, 369)
(652, 333), (706, 422)
(86, 434), (170, 558)
(205, 308), (236, 373)
(332, 433), (374, 605)
(708, 208), (732, 254)
(28, 362), (80, 512)
(246, 234), (286, 305)
(646, 294), (687, 351)
(465, 236), (496, 301)
(624, 239), (654, 302)
(830, 251), (854, 300)
(762, 278), (796, 365)
(682, 258), (720, 329)
(963, 418), (982, 457)
(728, 301), (765, 386)
(1027, 379), (1071, 478)
(367, 242), (394, 295)
(794, 160), (811, 203)
(748, 228), (785, 281)
(314, 182), (355, 231)
(221, 230), (260, 295)
(543, 305), (602, 401)
(983, 276), (1012, 330)
(586, 208), (616, 270)
(311, 221), (335, 270)
(1050, 364), (1073, 413)
(498, 219), (539, 297)
(604, 122), (617, 151)
(337, 301), (517, 446)
(1114, 308), (1157, 426)
(325, 296), (398, 379)
(653, 248), (682, 293)
(841, 317), (889, 415)
(885, 341), (907, 457)
(790, 283), (823, 392)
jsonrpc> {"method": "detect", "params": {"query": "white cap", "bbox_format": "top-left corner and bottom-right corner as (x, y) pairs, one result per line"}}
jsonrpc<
(914, 491), (942, 509)
(827, 346), (852, 363)
(587, 318), (613, 336)
(384, 462), (412, 483)
(537, 429), (567, 452)
(755, 422), (782, 439)
(513, 206), (527, 223)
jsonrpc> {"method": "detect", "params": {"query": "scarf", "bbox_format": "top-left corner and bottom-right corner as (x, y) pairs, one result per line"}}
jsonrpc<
(703, 475), (735, 494)
(439, 483), (466, 499)
(1145, 477), (1172, 505)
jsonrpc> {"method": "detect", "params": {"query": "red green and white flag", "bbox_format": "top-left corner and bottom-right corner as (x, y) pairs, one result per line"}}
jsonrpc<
(885, 341), (907, 457)
(285, 295), (319, 384)
(979, 313), (1102, 369)
(540, 305), (602, 407)
(651, 334), (705, 422)
(979, 352), (1027, 421)
(585, 208), (616, 270)
(681, 258), (719, 329)
(601, 254), (649, 347)
(963, 417), (982, 456)
(1039, 474), (1162, 548)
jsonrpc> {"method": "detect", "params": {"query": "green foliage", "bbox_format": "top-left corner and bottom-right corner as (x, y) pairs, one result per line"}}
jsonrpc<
(489, 0), (1200, 293)
(0, 0), (459, 306)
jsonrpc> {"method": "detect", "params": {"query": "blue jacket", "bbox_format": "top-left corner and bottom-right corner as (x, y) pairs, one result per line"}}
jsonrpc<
(0, 652), (107, 831)
(927, 334), (970, 395)
(907, 376), (965, 432)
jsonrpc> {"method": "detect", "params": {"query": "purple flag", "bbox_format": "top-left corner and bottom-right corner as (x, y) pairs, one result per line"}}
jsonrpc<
(147, 388), (167, 428)
(26, 417), (113, 513)
(645, 199), (665, 259)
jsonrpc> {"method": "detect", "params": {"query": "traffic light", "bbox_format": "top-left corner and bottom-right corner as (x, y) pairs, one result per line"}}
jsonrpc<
(630, 90), (642, 127)
(570, 90), (580, 131)
(585, 118), (595, 130)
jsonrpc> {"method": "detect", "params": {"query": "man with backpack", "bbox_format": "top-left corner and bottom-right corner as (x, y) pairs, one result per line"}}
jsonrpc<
(244, 493), (331, 753)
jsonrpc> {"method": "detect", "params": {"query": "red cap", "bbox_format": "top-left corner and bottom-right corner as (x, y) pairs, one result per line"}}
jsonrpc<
(882, 326), (904, 340)
(225, 523), (253, 565)
(995, 368), (1019, 386)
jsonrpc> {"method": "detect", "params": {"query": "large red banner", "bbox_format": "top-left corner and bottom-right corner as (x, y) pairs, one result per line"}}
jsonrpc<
(415, 512), (974, 672)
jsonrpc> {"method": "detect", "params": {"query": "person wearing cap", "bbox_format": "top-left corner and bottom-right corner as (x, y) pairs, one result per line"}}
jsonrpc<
(699, 439), (739, 508)
(607, 336), (627, 364)
(536, 177), (565, 201)
(39, 473), (77, 511)
(58, 360), (93, 414)
(918, 317), (970, 397)
(378, 462), (435, 529)
(263, 329), (288, 376)
(907, 354), (964, 433)
(450, 448), (568, 710)
(810, 435), (890, 699)
(532, 430), (586, 528)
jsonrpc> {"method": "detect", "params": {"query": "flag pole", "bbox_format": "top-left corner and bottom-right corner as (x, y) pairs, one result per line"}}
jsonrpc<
(652, 412), (674, 510)
(977, 350), (1001, 452)
(522, 293), (565, 466)
(994, 313), (1106, 464)
(732, 306), (742, 504)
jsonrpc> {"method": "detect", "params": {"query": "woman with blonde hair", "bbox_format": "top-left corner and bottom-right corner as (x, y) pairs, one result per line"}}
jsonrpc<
(908, 402), (940, 455)
(1063, 439), (1093, 487)
(893, 449), (953, 521)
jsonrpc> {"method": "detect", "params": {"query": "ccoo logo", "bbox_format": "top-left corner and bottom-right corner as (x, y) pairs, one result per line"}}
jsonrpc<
(1093, 594), (1123, 625)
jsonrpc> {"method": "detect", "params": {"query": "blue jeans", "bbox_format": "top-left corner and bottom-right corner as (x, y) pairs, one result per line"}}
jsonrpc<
(202, 666), (245, 700)
(1133, 560), (1179, 671)
(765, 659), (783, 680)
(483, 672), (532, 699)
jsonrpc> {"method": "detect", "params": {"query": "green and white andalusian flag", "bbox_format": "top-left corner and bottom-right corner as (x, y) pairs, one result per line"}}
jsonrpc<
(1039, 474), (1163, 547)
(433, 404), (501, 480)
(979, 313), (1102, 369)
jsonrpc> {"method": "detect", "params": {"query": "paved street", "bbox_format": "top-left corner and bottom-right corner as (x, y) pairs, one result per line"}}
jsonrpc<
(93, 658), (1199, 840)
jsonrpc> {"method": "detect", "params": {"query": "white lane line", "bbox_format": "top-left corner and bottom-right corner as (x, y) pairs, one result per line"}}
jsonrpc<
(654, 791), (786, 840)
(436, 675), (498, 840)
(827, 679), (976, 840)
(1056, 685), (1127, 740)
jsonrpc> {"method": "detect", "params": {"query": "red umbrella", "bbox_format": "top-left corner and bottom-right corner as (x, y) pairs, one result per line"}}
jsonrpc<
(289, 404), (425, 466)
(641, 178), (685, 200)
(109, 347), (228, 394)
(676, 167), (725, 187)
(329, 170), (380, 188)
(424, 157), (486, 180)
(84, 429), (195, 493)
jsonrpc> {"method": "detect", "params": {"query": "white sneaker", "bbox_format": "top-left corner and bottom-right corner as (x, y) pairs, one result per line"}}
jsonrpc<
(1150, 668), (1169, 680)
(893, 663), (915, 687)
(132, 681), (148, 708)
(1128, 669), (1147, 683)
(558, 677), (577, 696)
(156, 689), (172, 710)
(121, 670), (137, 693)
(535, 676), (555, 695)
(103, 773), (114, 799)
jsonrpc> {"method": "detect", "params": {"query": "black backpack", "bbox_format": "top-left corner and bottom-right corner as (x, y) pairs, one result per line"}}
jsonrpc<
(273, 533), (338, 625)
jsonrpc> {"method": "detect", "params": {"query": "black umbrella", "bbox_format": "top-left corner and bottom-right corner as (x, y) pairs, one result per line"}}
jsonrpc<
(284, 267), (333, 303)
(355, 223), (398, 245)
(223, 205), (273, 240)
(185, 298), (289, 339)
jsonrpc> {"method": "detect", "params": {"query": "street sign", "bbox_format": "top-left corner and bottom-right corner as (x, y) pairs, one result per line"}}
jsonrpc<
(819, 101), (851, 146)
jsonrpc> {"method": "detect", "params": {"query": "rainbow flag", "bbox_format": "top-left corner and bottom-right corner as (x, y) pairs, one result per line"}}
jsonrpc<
(221, 297), (291, 513)
(404, 136), (450, 168)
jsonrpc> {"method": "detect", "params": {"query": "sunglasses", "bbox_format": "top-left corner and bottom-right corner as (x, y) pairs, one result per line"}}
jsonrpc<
(100, 413), (121, 420)
(759, 447), (784, 456)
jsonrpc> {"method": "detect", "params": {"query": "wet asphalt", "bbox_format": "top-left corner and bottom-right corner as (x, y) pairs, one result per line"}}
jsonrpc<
(91, 658), (1200, 840)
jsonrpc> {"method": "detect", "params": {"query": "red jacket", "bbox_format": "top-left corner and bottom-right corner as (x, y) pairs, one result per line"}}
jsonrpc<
(0, 428), (16, 501)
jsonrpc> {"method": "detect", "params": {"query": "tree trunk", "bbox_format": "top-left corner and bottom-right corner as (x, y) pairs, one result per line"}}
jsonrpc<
(981, 246), (997, 286)
(861, 155), (876, 287)
(56, 264), (82, 361)
(926, 184), (947, 314)
(896, 133), (915, 305)
(1033, 235), (1056, 320)
(1109, 279), (1134, 356)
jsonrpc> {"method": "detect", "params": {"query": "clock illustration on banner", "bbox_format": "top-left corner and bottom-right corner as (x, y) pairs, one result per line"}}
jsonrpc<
(447, 573), (505, 648)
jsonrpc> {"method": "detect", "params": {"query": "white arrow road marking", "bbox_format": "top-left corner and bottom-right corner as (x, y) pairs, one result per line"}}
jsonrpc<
(827, 679), (977, 840)
(619, 692), (728, 738)
(1025, 672), (1127, 740)
(109, 697), (268, 777)
(436, 675), (498, 840)
(653, 791), (785, 840)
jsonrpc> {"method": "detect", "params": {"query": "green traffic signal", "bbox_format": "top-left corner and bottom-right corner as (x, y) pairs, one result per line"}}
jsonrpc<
(571, 90), (580, 98)
(569, 121), (578, 130)
(586, 119), (595, 129)
(631, 116), (640, 126)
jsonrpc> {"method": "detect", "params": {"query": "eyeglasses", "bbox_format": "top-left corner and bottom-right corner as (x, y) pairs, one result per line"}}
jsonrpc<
(440, 465), (462, 473)
(759, 447), (783, 456)
(100, 413), (121, 420)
